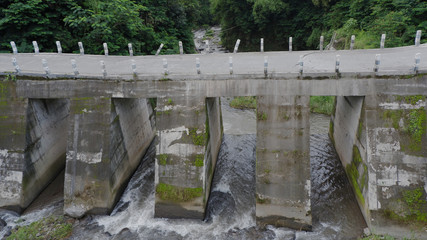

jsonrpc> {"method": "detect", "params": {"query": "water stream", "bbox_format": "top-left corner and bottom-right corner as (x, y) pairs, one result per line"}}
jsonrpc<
(0, 97), (366, 239)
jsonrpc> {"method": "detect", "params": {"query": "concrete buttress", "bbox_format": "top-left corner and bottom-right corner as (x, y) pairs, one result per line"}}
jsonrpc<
(64, 97), (155, 217)
(256, 95), (312, 230)
(155, 97), (222, 219)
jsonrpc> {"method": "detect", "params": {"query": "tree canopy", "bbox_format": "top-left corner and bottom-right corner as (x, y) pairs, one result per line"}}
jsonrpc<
(0, 0), (209, 54)
(211, 0), (427, 51)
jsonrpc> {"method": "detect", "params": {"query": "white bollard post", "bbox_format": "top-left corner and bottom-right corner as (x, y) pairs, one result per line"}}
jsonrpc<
(414, 53), (420, 73)
(320, 36), (324, 51)
(12, 57), (21, 74)
(100, 60), (107, 78)
(131, 59), (137, 75)
(374, 54), (381, 72)
(415, 30), (422, 47)
(156, 43), (164, 56)
(103, 43), (108, 56)
(128, 43), (134, 56)
(233, 39), (241, 54)
(289, 37), (293, 52)
(229, 56), (233, 75)
(299, 55), (304, 75)
(179, 41), (184, 55)
(196, 58), (201, 74)
(335, 55), (340, 73)
(205, 40), (210, 53)
(42, 59), (50, 76)
(380, 34), (386, 49)
(264, 56), (268, 76)
(56, 41), (62, 54)
(350, 35), (355, 50)
(71, 59), (79, 77)
(78, 42), (84, 55)
(260, 38), (264, 53)
(10, 41), (18, 54)
(163, 58), (168, 75)
(33, 41), (39, 54)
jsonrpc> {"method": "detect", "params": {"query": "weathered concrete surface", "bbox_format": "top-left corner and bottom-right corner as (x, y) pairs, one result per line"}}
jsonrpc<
(22, 99), (69, 209)
(332, 95), (427, 238)
(14, 75), (427, 100)
(0, 79), (68, 211)
(0, 44), (425, 79)
(0, 81), (27, 211)
(256, 95), (311, 230)
(64, 97), (155, 218)
(155, 97), (222, 219)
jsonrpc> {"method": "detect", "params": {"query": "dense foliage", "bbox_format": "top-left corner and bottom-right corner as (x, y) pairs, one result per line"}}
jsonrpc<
(0, 0), (208, 54)
(211, 0), (427, 51)
(1, 0), (425, 54)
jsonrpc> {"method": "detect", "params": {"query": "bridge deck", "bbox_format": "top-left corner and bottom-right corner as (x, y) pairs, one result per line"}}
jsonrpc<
(0, 45), (426, 80)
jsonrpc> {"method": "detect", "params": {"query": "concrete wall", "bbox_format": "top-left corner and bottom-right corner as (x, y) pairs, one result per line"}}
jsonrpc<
(64, 97), (155, 218)
(154, 97), (222, 219)
(332, 95), (427, 238)
(256, 95), (311, 230)
(0, 80), (69, 211)
(0, 81), (27, 211)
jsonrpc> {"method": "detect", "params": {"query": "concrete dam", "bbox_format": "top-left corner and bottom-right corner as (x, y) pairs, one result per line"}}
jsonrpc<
(0, 43), (426, 237)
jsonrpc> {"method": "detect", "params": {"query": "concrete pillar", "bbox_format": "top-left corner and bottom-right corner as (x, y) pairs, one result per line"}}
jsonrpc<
(64, 97), (155, 217)
(0, 81), (69, 212)
(331, 95), (427, 239)
(256, 95), (311, 230)
(0, 81), (28, 211)
(154, 97), (222, 219)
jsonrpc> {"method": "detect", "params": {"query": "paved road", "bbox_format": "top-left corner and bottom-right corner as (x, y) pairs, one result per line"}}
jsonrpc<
(0, 44), (426, 80)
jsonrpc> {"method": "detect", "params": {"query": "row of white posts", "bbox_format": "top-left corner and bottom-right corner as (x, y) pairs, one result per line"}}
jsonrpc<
(9, 41), (183, 57)
(10, 52), (421, 78)
(9, 30), (422, 56)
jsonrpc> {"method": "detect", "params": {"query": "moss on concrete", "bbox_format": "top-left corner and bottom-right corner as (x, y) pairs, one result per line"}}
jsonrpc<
(402, 187), (427, 223)
(257, 112), (267, 121)
(382, 103), (426, 155)
(194, 154), (204, 167)
(346, 145), (366, 206)
(189, 127), (206, 146)
(158, 154), (168, 166)
(156, 183), (203, 202)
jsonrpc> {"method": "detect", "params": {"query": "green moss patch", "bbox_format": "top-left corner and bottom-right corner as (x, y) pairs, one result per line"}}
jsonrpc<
(7, 216), (73, 240)
(382, 105), (426, 154)
(189, 128), (206, 146)
(345, 146), (367, 206)
(194, 154), (204, 167)
(156, 183), (203, 202)
(402, 187), (427, 223)
(257, 112), (267, 121)
(158, 154), (168, 166)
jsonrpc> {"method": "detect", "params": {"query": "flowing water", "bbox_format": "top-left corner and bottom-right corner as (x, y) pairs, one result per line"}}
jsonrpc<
(0, 97), (366, 239)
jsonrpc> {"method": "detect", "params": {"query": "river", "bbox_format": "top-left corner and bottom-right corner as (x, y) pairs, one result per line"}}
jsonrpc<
(1, 97), (367, 239)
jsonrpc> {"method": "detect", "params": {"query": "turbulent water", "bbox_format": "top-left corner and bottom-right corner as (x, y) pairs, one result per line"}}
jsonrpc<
(0, 97), (366, 239)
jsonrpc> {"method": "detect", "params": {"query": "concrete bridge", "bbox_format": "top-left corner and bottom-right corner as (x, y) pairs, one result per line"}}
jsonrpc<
(0, 43), (426, 237)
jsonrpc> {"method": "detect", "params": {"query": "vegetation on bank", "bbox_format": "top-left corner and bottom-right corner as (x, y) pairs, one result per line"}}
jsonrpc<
(211, 0), (426, 51)
(7, 216), (73, 240)
(230, 96), (257, 110)
(229, 96), (335, 116)
(310, 96), (335, 115)
(0, 0), (213, 55)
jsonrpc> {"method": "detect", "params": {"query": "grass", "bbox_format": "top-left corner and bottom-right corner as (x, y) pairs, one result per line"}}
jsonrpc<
(310, 96), (335, 115)
(7, 216), (73, 240)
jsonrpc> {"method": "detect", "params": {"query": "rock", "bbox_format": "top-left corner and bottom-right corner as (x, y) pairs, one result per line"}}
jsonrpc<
(363, 227), (371, 236)
(0, 218), (6, 227)
(111, 228), (139, 240)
